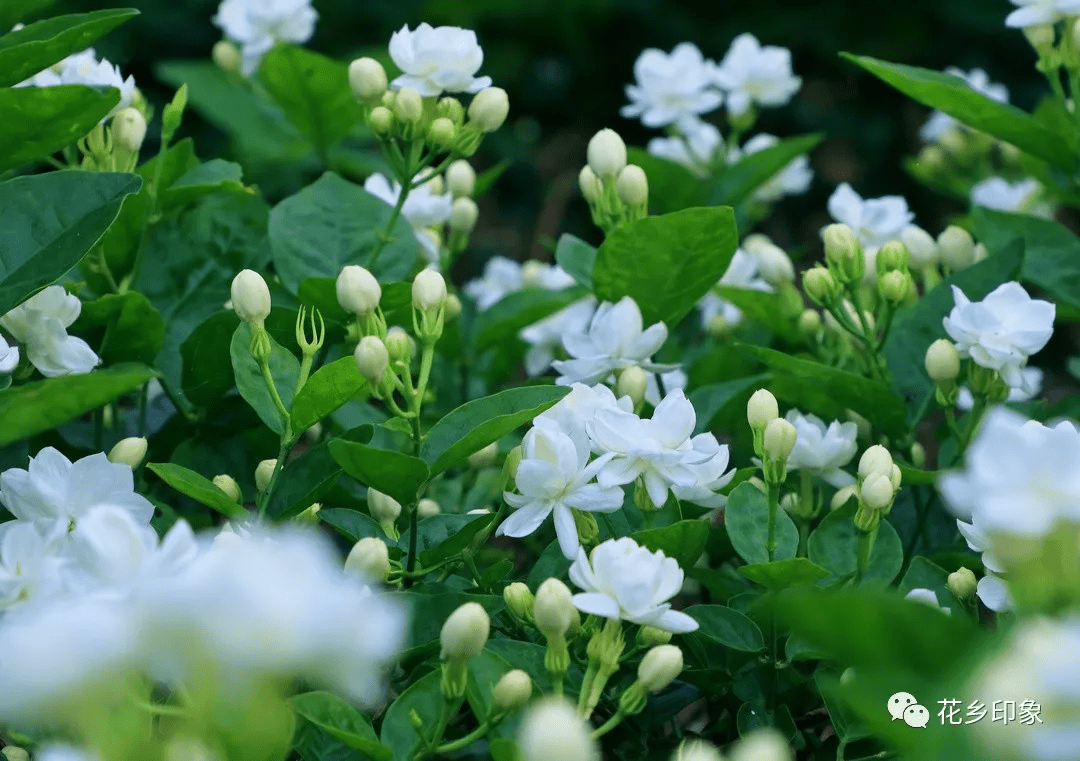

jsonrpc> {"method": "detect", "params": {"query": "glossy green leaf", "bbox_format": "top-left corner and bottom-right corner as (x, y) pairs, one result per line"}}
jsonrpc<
(319, 508), (396, 546)
(180, 311), (240, 407)
(163, 159), (246, 208)
(714, 286), (801, 343)
(473, 286), (589, 352)
(291, 356), (368, 433)
(420, 386), (569, 475)
(0, 171), (140, 314)
(290, 692), (391, 761)
(415, 513), (495, 566)
(379, 670), (443, 761)
(808, 504), (903, 587)
(0, 86), (120, 173)
(631, 520), (709, 571)
(328, 438), (430, 506)
(0, 0), (57, 30)
(553, 233), (596, 290)
(79, 291), (165, 366)
(898, 556), (955, 610)
(724, 482), (799, 565)
(685, 604), (765, 652)
(264, 441), (342, 520)
(626, 147), (707, 214)
(711, 133), (823, 206)
(230, 323), (301, 435)
(738, 557), (832, 589)
(398, 591), (504, 651)
(146, 462), (248, 519)
(592, 206), (739, 327)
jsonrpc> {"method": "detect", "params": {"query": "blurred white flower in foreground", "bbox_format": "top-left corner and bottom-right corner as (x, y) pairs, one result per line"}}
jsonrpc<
(214, 0), (317, 75)
(971, 177), (1051, 218)
(904, 588), (950, 614)
(736, 133), (813, 202)
(784, 410), (858, 487)
(569, 537), (698, 633)
(711, 33), (801, 119)
(621, 43), (724, 128)
(17, 48), (136, 116)
(388, 23), (491, 97)
(920, 68), (1008, 142)
(0, 286), (99, 378)
(1005, 0), (1080, 28)
(364, 173), (453, 265)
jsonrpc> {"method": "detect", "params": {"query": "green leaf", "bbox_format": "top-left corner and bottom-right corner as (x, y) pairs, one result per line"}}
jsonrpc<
(0, 364), (154, 446)
(0, 0), (57, 30)
(724, 482), (799, 565)
(264, 441), (342, 521)
(897, 464), (937, 486)
(711, 133), (823, 205)
(0, 9), (139, 88)
(739, 344), (909, 438)
(163, 159), (247, 209)
(79, 291), (165, 366)
(688, 374), (770, 435)
(553, 234), (596, 290)
(465, 648), (516, 736)
(714, 286), (800, 343)
(269, 172), (418, 294)
(290, 356), (368, 433)
(592, 206), (739, 327)
(146, 462), (248, 519)
(416, 513), (495, 566)
(398, 591), (504, 651)
(625, 147), (707, 214)
(0, 86), (120, 173)
(181, 311), (240, 407)
(631, 520), (708, 571)
(230, 323), (301, 435)
(379, 670), (443, 761)
(290, 692), (391, 761)
(899, 556), (955, 609)
(328, 438), (430, 506)
(808, 504), (903, 587)
(0, 171), (141, 314)
(473, 286), (589, 352)
(485, 639), (582, 694)
(420, 386), (570, 475)
(685, 604), (765, 652)
(738, 557), (832, 590)
(259, 44), (363, 153)
(319, 508), (395, 545)
(843, 54), (1077, 171)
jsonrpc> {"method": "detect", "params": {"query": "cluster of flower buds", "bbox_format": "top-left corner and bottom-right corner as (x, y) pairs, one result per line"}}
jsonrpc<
(747, 388), (798, 485)
(78, 105), (149, 173)
(874, 240), (913, 306)
(444, 159), (480, 256)
(579, 128), (649, 234)
(854, 445), (901, 532)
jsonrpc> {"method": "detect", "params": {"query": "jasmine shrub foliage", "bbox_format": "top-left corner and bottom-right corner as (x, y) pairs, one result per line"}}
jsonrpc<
(6, 3), (1080, 761)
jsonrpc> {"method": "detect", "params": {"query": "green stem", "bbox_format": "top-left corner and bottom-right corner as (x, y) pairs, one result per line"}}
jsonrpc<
(766, 480), (781, 561)
(259, 356), (291, 425)
(405, 502), (420, 588)
(125, 129), (170, 294)
(369, 161), (414, 272)
(855, 526), (877, 584)
(434, 720), (494, 754)
(591, 710), (627, 739)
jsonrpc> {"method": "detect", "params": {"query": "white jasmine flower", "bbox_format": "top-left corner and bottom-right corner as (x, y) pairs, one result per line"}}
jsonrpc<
(534, 382), (633, 445)
(905, 588), (950, 614)
(711, 33), (801, 118)
(364, 173), (453, 264)
(18, 48), (136, 116)
(520, 298), (597, 376)
(784, 410), (858, 488)
(957, 366), (1043, 411)
(971, 177), (1051, 217)
(0, 286), (99, 378)
(464, 256), (524, 309)
(497, 424), (624, 559)
(568, 537), (698, 633)
(0, 448), (154, 537)
(553, 296), (672, 386)
(826, 183), (914, 252)
(34, 746), (99, 761)
(387, 23), (491, 97)
(647, 118), (722, 177)
(697, 248), (773, 329)
(0, 521), (65, 610)
(1005, 0), (1080, 28)
(976, 572), (1013, 612)
(738, 133), (813, 202)
(645, 367), (688, 409)
(621, 43), (724, 128)
(0, 335), (18, 374)
(214, 0), (317, 76)
(920, 69), (1008, 142)
(670, 434), (736, 508)
(698, 291), (743, 329)
(943, 282), (1054, 386)
(956, 517), (1006, 574)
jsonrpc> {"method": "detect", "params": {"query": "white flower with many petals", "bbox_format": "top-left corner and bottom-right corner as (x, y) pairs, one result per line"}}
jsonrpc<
(621, 44), (724, 128)
(971, 177), (1051, 218)
(712, 33), (801, 118)
(0, 521), (65, 610)
(1005, 0), (1080, 28)
(497, 424), (624, 558)
(553, 297), (672, 386)
(464, 256), (524, 309)
(920, 69), (1008, 142)
(738, 133), (813, 202)
(521, 298), (597, 376)
(364, 173), (453, 265)
(0, 286), (99, 378)
(647, 118), (723, 177)
(827, 183), (914, 252)
(670, 434), (736, 508)
(569, 537), (698, 633)
(388, 23), (491, 97)
(943, 282), (1054, 386)
(214, 0), (317, 76)
(534, 383), (633, 446)
(0, 334), (18, 374)
(18, 48), (136, 117)
(784, 411), (858, 488)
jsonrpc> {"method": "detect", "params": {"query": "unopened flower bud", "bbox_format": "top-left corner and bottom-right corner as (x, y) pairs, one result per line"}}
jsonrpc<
(533, 577), (575, 638)
(1025, 24), (1055, 52)
(428, 117), (456, 149)
(504, 445), (523, 482)
(354, 336), (389, 384)
(337, 265), (381, 315)
(823, 224), (864, 283)
(578, 166), (602, 203)
(213, 474), (242, 503)
(673, 741), (724, 761)
(113, 108), (147, 153)
(876, 241), (909, 273)
(947, 567), (978, 600)
(449, 197), (479, 233)
(763, 418), (798, 460)
(441, 601), (490, 662)
(937, 226), (975, 271)
(446, 160), (476, 197)
(925, 339), (960, 382)
(638, 645), (684, 692)
(831, 485), (858, 511)
(706, 314), (734, 338)
(504, 581), (535, 621)
(587, 128), (627, 179)
(802, 266), (840, 305)
(1, 748), (30, 761)
(385, 326), (416, 364)
(616, 164), (649, 206)
(889, 463), (902, 492)
(747, 389), (779, 431)
(417, 497), (441, 519)
(780, 492), (800, 514)
(879, 270), (911, 303)
(798, 309), (822, 339)
(519, 699), (599, 761)
(255, 459), (277, 493)
(345, 537), (391, 582)
(230, 270), (271, 327)
(436, 96), (466, 125)
(393, 87), (423, 124)
(468, 87), (509, 132)
(108, 436), (147, 468)
(492, 669), (533, 714)
(755, 243), (796, 285)
(860, 472), (894, 510)
(412, 269), (447, 313)
(468, 442), (498, 469)
(910, 441), (926, 468)
(367, 487), (401, 525)
(212, 40), (241, 73)
(348, 57), (388, 101)
(368, 106), (394, 136)
(616, 366), (649, 407)
(444, 293), (462, 321)
(730, 728), (792, 761)
(858, 445), (893, 479)
(973, 242), (988, 262)
(900, 225), (938, 267)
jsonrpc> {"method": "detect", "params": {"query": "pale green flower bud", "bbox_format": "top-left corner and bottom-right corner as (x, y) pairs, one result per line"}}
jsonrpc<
(798, 309), (822, 340)
(518, 699), (599, 761)
(296, 502), (322, 524)
(780, 492), (800, 515)
(468, 87), (509, 132)
(616, 164), (649, 206)
(107, 436), (147, 468)
(1025, 24), (1055, 53)
(947, 567), (978, 600)
(345, 536), (391, 583)
(503, 581), (535, 622)
(367, 487), (401, 525)
(860, 472), (894, 510)
(348, 57), (388, 101)
(763, 418), (797, 460)
(504, 444), (522, 482)
(449, 197), (479, 233)
(440, 601), (490, 662)
(616, 365), (649, 407)
(212, 40), (242, 73)
(802, 266), (840, 305)
(638, 644), (684, 692)
(731, 728), (792, 761)
(385, 326), (416, 364)
(822, 224), (864, 283)
(213, 474), (242, 503)
(533, 577), (575, 638)
(393, 87), (423, 124)
(428, 117), (456, 150)
(336, 265), (381, 315)
(446, 159), (476, 197)
(444, 293), (462, 321)
(637, 625), (672, 648)
(381, 90), (396, 109)
(368, 106), (394, 136)
(672, 740), (723, 761)
(578, 165), (602, 202)
(925, 339), (960, 382)
(255, 459), (277, 494)
(587, 128), (627, 179)
(492, 669), (533, 714)
(831, 485), (858, 511)
(230, 269), (271, 328)
(436, 96), (466, 125)
(973, 242), (988, 262)
(468, 441), (498, 469)
(417, 497), (441, 519)
(706, 314), (734, 338)
(747, 389), (779, 431)
(755, 243), (796, 285)
(354, 335), (389, 385)
(858, 445), (893, 479)
(879, 270), (911, 303)
(412, 269), (447, 313)
(876, 241), (909, 273)
(889, 463), (902, 492)
(900, 225), (938, 267)
(937, 225), (975, 271)
(910, 441), (926, 468)
(113, 107), (147, 153)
